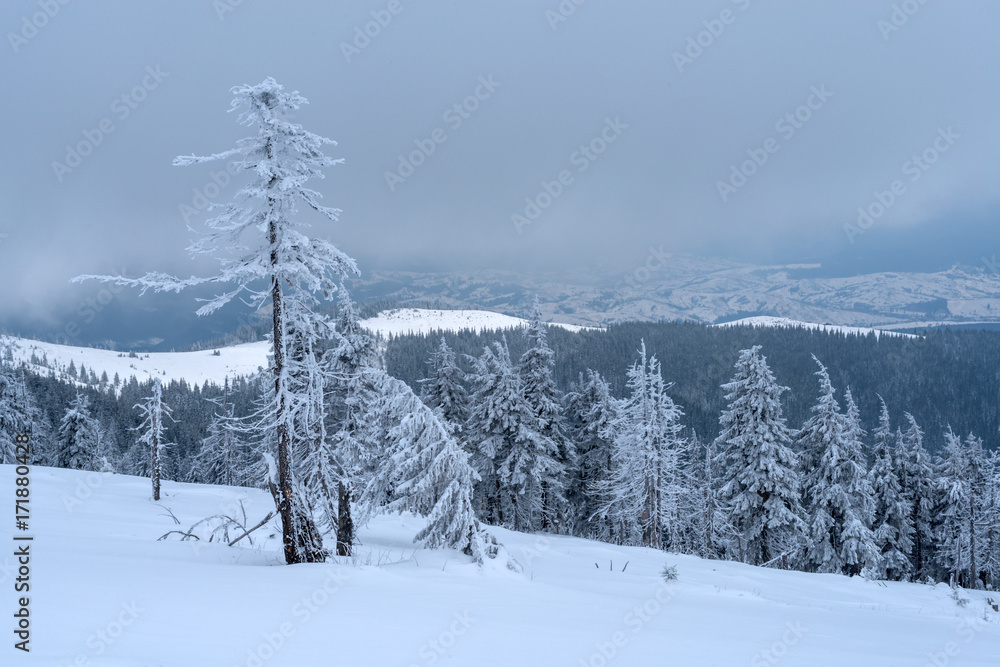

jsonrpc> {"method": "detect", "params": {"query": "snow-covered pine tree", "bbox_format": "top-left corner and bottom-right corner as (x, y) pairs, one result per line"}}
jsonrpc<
(467, 338), (559, 532)
(868, 397), (913, 581)
(797, 370), (877, 576)
(75, 78), (356, 564)
(684, 433), (729, 559)
(134, 378), (173, 501)
(962, 433), (989, 589)
(327, 286), (379, 556)
(983, 449), (1000, 589)
(57, 393), (98, 471)
(0, 364), (35, 464)
(420, 337), (469, 432)
(564, 369), (617, 538)
(356, 368), (482, 551)
(92, 422), (118, 474)
(519, 300), (570, 532)
(192, 379), (251, 487)
(936, 429), (989, 588)
(899, 413), (936, 581)
(591, 342), (685, 549)
(715, 346), (803, 567)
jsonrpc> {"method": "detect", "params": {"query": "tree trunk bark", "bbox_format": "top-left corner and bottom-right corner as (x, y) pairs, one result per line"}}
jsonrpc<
(337, 480), (354, 557)
(151, 425), (160, 501)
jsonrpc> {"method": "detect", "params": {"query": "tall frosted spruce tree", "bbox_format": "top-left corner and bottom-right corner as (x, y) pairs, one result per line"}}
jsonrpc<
(75, 78), (356, 564)
(715, 346), (803, 567)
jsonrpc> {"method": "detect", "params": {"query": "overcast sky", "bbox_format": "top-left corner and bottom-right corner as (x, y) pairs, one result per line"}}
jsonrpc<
(2, 0), (999, 331)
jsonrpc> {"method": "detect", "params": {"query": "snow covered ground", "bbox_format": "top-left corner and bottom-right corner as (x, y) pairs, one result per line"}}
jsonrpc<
(0, 309), (587, 387)
(714, 316), (916, 339)
(5, 465), (998, 666)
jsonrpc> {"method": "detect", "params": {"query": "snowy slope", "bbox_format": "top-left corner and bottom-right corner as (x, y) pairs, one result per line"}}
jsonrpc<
(360, 307), (591, 336)
(0, 335), (271, 387)
(5, 465), (998, 666)
(0, 309), (587, 386)
(714, 316), (916, 339)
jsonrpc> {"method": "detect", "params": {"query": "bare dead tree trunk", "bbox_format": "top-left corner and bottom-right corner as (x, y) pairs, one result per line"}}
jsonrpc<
(270, 249), (298, 564)
(337, 480), (354, 557)
(151, 423), (160, 501)
(969, 499), (977, 589)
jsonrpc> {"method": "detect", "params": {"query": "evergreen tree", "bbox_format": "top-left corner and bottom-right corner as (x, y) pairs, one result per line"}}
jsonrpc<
(356, 368), (482, 553)
(420, 337), (469, 432)
(982, 449), (1000, 589)
(564, 369), (616, 538)
(592, 342), (684, 548)
(76, 78), (356, 564)
(57, 393), (98, 471)
(868, 398), (913, 580)
(519, 300), (571, 531)
(716, 346), (803, 567)
(467, 338), (560, 532)
(797, 370), (877, 576)
(191, 380), (250, 487)
(936, 430), (989, 588)
(0, 365), (35, 465)
(328, 286), (379, 556)
(899, 413), (935, 580)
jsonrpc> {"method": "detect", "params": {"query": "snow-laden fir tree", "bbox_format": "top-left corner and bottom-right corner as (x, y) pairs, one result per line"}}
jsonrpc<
(0, 364), (35, 464)
(936, 429), (988, 588)
(75, 78), (356, 564)
(356, 368), (483, 552)
(134, 378), (173, 501)
(564, 369), (617, 538)
(420, 337), (469, 433)
(58, 393), (98, 471)
(519, 300), (571, 531)
(797, 365), (877, 576)
(91, 422), (118, 474)
(467, 337), (560, 532)
(327, 286), (379, 556)
(191, 379), (251, 487)
(899, 413), (936, 580)
(983, 449), (1000, 589)
(837, 387), (879, 575)
(591, 342), (685, 549)
(715, 346), (803, 567)
(868, 398), (913, 581)
(684, 433), (729, 560)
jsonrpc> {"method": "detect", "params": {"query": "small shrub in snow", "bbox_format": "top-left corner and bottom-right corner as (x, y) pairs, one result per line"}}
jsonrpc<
(661, 563), (678, 582)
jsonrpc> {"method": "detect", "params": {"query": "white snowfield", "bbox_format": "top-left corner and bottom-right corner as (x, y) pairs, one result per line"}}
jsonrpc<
(7, 466), (998, 667)
(714, 316), (917, 339)
(0, 335), (272, 388)
(0, 309), (587, 387)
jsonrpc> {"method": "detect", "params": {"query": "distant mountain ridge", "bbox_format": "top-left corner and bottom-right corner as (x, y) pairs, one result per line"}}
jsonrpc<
(350, 254), (1000, 329)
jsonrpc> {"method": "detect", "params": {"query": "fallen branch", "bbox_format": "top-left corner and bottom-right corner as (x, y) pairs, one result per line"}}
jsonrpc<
(158, 530), (200, 541)
(229, 510), (277, 547)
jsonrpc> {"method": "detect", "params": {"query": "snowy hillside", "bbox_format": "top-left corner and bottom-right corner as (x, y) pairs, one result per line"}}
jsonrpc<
(0, 335), (271, 387)
(7, 465), (998, 666)
(713, 316), (916, 339)
(0, 309), (585, 386)
(360, 307), (591, 336)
